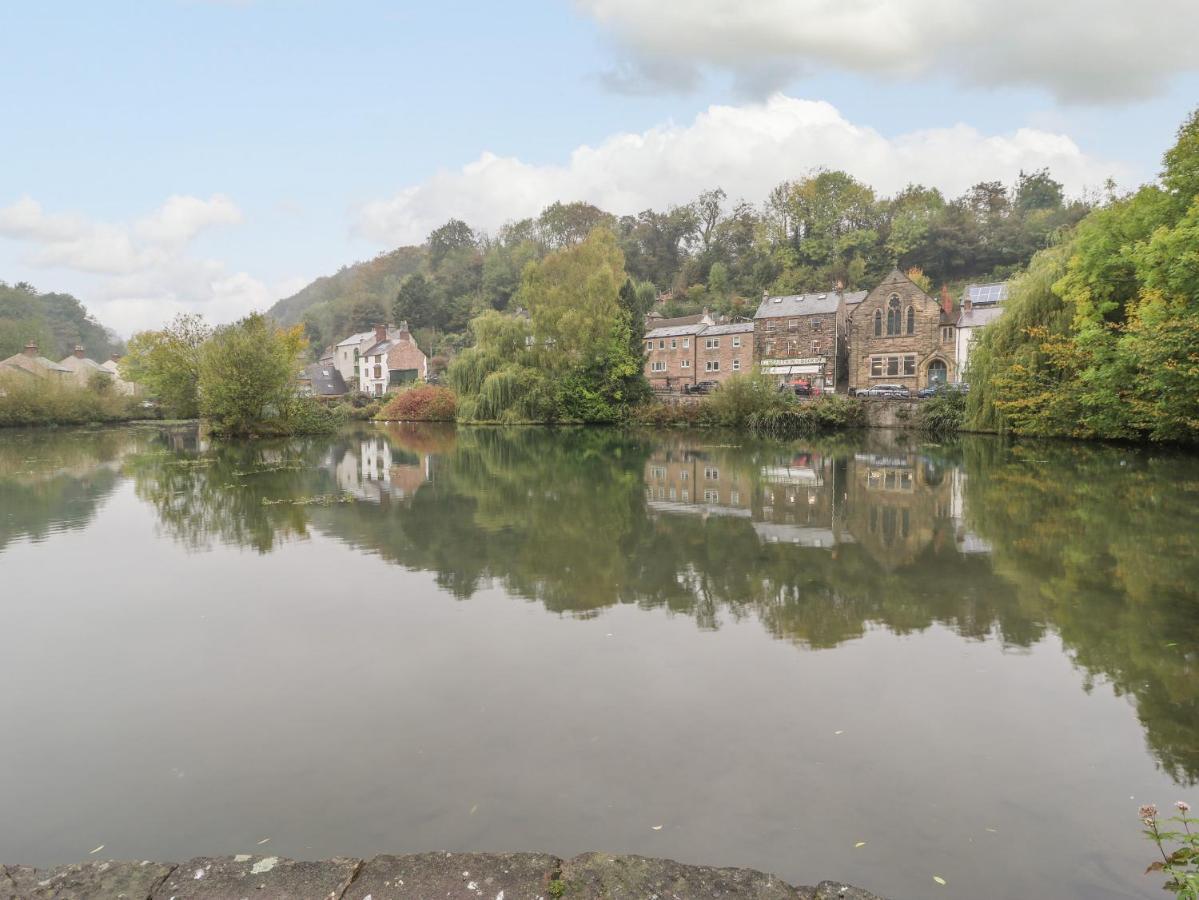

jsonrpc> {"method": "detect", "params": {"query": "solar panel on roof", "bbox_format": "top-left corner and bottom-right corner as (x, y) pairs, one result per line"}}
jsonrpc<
(969, 283), (1007, 305)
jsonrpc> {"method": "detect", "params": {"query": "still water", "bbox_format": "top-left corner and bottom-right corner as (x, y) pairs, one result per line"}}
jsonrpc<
(1, 423), (1196, 899)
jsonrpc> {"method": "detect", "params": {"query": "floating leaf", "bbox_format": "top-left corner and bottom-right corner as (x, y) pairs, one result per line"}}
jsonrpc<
(854, 842), (866, 848)
(834, 730), (844, 735)
(88, 845), (104, 854)
(651, 825), (663, 831)
(933, 875), (947, 886)
(257, 838), (271, 845)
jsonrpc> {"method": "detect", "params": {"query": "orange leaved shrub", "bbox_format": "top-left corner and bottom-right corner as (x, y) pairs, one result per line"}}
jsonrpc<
(376, 385), (457, 421)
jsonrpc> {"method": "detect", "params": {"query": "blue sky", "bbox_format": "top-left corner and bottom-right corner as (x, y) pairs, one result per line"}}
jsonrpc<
(2, 0), (1197, 335)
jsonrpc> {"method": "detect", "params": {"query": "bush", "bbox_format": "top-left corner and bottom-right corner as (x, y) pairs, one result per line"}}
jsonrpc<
(917, 388), (967, 436)
(376, 384), (458, 421)
(747, 395), (866, 437)
(275, 395), (344, 434)
(697, 373), (793, 428)
(0, 374), (141, 427)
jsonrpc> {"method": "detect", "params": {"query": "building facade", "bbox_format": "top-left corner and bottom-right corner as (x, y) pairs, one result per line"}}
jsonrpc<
(643, 312), (713, 391)
(359, 323), (429, 397)
(696, 322), (754, 384)
(753, 291), (863, 392)
(845, 269), (956, 393)
(954, 282), (1008, 382)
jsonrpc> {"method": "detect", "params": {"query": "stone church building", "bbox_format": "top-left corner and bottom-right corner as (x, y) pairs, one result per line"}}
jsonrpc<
(845, 269), (957, 393)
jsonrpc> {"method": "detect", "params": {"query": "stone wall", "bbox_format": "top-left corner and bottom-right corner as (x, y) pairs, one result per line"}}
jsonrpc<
(1, 852), (885, 899)
(847, 270), (956, 393)
(754, 311), (840, 389)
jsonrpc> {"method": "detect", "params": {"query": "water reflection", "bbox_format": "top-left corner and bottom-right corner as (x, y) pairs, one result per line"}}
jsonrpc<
(1, 423), (1196, 787)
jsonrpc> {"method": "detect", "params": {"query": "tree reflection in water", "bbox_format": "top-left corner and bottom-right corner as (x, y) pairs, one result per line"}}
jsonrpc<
(1, 422), (1196, 784)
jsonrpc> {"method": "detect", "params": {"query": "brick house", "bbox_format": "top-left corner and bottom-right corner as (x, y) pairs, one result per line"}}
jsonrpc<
(753, 291), (864, 392)
(359, 323), (429, 397)
(643, 312), (713, 391)
(695, 321), (754, 385)
(845, 269), (956, 393)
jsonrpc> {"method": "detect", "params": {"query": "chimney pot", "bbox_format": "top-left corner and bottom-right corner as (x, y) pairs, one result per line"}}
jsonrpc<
(22, 341), (37, 357)
(374, 323), (387, 343)
(940, 285), (954, 317)
(74, 345), (85, 358)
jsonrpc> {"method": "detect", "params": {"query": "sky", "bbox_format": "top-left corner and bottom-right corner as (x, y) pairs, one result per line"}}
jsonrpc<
(1, 0), (1197, 337)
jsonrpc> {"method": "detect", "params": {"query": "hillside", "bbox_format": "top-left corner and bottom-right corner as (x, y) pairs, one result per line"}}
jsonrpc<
(0, 281), (124, 362)
(267, 172), (1090, 359)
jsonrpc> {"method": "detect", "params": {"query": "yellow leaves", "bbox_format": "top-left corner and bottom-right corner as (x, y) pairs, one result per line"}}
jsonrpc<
(933, 875), (947, 886)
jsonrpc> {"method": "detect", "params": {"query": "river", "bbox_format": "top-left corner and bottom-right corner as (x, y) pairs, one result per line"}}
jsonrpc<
(0, 423), (1195, 899)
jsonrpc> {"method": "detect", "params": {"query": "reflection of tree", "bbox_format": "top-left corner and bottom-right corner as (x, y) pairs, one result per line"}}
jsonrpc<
(962, 441), (1199, 784)
(126, 434), (340, 553)
(0, 428), (142, 552)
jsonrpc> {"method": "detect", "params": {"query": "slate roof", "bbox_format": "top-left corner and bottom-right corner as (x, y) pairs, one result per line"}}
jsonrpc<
(645, 313), (709, 330)
(299, 363), (348, 396)
(362, 338), (397, 357)
(755, 291), (862, 319)
(0, 352), (71, 375)
(645, 322), (709, 339)
(336, 330), (377, 347)
(701, 321), (754, 336)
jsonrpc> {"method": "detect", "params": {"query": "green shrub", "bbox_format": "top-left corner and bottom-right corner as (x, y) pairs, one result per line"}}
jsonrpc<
(376, 384), (458, 421)
(0, 374), (140, 427)
(917, 388), (967, 436)
(747, 395), (866, 437)
(698, 373), (793, 427)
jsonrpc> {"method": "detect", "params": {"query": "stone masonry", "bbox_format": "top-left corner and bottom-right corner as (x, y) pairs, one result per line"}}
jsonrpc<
(845, 269), (956, 393)
(0, 853), (886, 900)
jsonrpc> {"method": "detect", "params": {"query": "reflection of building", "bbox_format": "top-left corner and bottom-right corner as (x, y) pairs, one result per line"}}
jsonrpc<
(644, 447), (751, 518)
(843, 451), (954, 570)
(752, 451), (838, 547)
(334, 435), (432, 502)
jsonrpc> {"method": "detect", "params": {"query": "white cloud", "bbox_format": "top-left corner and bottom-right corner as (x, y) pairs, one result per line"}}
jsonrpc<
(0, 194), (297, 335)
(357, 94), (1124, 246)
(577, 0), (1199, 102)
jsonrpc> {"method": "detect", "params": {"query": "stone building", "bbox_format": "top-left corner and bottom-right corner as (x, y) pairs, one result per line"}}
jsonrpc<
(753, 290), (864, 392)
(695, 321), (754, 384)
(643, 311), (714, 391)
(845, 269), (956, 393)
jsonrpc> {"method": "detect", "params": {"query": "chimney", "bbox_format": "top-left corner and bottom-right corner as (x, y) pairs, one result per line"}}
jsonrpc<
(834, 279), (845, 291)
(22, 341), (37, 357)
(74, 345), (85, 359)
(374, 323), (387, 343)
(762, 289), (770, 301)
(398, 320), (411, 339)
(963, 290), (973, 313)
(110, 353), (121, 362)
(940, 285), (954, 317)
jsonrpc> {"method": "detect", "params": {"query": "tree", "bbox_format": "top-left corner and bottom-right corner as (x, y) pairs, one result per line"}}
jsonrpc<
(122, 314), (211, 417)
(428, 219), (476, 267)
(197, 314), (307, 435)
(394, 273), (438, 329)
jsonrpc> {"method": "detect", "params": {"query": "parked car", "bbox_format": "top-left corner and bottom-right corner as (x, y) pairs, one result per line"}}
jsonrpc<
(779, 379), (813, 397)
(859, 383), (911, 399)
(917, 382), (970, 399)
(686, 380), (719, 395)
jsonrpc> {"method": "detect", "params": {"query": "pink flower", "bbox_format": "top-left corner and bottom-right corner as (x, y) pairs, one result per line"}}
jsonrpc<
(1140, 804), (1159, 819)
(1177, 801), (1191, 814)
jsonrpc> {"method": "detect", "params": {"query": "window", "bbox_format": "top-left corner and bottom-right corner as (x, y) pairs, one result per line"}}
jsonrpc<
(906, 305), (915, 335)
(704, 467), (718, 480)
(646, 340), (653, 350)
(705, 360), (720, 372)
(886, 294), (902, 335)
(812, 319), (822, 332)
(705, 337), (720, 349)
(788, 319), (798, 330)
(704, 490), (719, 502)
(873, 310), (882, 336)
(658, 339), (665, 349)
(767, 321), (778, 332)
(683, 338), (690, 349)
(732, 358), (741, 371)
(732, 336), (741, 348)
(680, 359), (690, 369)
(651, 361), (666, 372)
(869, 354), (917, 377)
(374, 365), (382, 379)
(670, 338), (677, 350)
(941, 326), (953, 342)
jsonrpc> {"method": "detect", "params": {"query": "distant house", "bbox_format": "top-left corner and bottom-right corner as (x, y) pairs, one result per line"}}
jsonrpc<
(358, 323), (428, 397)
(297, 362), (349, 398)
(955, 282), (1008, 381)
(754, 290), (864, 391)
(58, 345), (108, 386)
(643, 311), (715, 390)
(98, 355), (139, 396)
(333, 329), (385, 390)
(0, 342), (72, 379)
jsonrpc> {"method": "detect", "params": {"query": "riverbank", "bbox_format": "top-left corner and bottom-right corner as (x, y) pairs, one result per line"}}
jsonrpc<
(1, 852), (883, 899)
